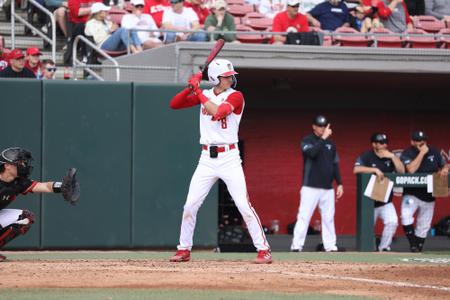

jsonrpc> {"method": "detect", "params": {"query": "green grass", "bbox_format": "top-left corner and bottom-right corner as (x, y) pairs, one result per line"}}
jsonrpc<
(2, 250), (450, 265)
(0, 288), (377, 300)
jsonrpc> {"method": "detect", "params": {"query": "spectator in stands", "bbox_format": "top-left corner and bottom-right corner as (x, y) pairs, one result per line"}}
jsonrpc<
(307, 0), (350, 31)
(425, 0), (450, 19)
(299, 0), (323, 15)
(271, 0), (310, 44)
(121, 0), (163, 49)
(44, 0), (69, 37)
(144, 0), (170, 27)
(0, 49), (36, 78)
(64, 0), (102, 64)
(259, 0), (287, 19)
(377, 0), (413, 33)
(85, 2), (144, 53)
(185, 0), (210, 25)
(204, 0), (237, 42)
(405, 0), (425, 16)
(25, 47), (43, 78)
(39, 59), (57, 79)
(161, 0), (208, 43)
(350, 5), (383, 32)
(0, 49), (9, 71)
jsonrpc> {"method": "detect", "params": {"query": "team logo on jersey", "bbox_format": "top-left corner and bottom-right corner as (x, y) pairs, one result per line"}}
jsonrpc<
(385, 161), (391, 167)
(427, 155), (435, 162)
(326, 144), (332, 150)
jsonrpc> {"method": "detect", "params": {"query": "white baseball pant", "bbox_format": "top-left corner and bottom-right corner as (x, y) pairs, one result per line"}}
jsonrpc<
(401, 195), (435, 238)
(0, 209), (25, 228)
(291, 186), (337, 251)
(177, 148), (270, 251)
(374, 202), (398, 251)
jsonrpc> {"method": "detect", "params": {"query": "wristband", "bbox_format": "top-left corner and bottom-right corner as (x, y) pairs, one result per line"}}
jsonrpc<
(53, 182), (62, 193)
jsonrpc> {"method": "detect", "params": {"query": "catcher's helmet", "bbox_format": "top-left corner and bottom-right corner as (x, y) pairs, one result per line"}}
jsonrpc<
(0, 147), (34, 177)
(208, 59), (238, 86)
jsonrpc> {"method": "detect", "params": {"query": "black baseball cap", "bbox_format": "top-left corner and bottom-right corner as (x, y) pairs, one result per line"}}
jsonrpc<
(411, 130), (427, 141)
(313, 115), (328, 127)
(371, 133), (388, 144)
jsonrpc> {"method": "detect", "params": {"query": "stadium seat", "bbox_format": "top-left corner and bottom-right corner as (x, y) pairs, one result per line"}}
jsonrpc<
(405, 28), (438, 48)
(236, 25), (265, 43)
(413, 16), (445, 33)
(226, 0), (245, 5)
(333, 27), (369, 47)
(245, 17), (272, 31)
(369, 27), (404, 48)
(245, 12), (265, 19)
(228, 4), (254, 17)
(108, 9), (128, 25)
(444, 16), (450, 28)
(438, 28), (450, 48)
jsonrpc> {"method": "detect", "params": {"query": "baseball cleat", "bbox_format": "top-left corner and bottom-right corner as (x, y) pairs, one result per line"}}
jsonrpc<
(169, 249), (191, 262)
(255, 250), (272, 264)
(0, 254), (6, 262)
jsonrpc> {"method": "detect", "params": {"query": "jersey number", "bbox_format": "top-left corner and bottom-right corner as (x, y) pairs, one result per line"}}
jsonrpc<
(220, 118), (227, 129)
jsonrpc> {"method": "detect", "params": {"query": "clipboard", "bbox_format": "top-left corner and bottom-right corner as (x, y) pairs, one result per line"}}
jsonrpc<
(432, 172), (449, 197)
(364, 174), (394, 203)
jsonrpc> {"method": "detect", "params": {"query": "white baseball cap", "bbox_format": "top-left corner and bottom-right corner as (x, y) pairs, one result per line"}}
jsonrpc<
(90, 2), (111, 14)
(131, 0), (145, 6)
(287, 0), (300, 6)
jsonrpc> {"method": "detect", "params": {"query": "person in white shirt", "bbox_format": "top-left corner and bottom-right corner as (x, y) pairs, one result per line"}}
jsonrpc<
(259, 0), (287, 19)
(85, 2), (143, 53)
(121, 0), (163, 49)
(161, 0), (207, 43)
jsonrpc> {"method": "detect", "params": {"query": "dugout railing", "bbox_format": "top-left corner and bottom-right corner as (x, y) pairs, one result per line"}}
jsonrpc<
(356, 173), (450, 251)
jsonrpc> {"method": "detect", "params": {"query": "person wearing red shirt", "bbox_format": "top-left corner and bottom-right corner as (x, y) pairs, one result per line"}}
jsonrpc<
(272, 0), (309, 44)
(25, 47), (43, 78)
(184, 0), (209, 25)
(144, 0), (170, 27)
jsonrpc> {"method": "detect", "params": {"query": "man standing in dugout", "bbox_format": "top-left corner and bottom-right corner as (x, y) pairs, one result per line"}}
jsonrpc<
(400, 131), (448, 252)
(291, 115), (344, 252)
(353, 133), (405, 251)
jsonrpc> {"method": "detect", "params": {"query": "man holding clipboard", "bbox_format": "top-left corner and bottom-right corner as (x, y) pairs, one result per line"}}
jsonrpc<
(353, 133), (405, 251)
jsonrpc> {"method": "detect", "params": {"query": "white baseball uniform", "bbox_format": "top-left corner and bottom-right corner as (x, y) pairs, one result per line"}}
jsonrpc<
(173, 87), (270, 252)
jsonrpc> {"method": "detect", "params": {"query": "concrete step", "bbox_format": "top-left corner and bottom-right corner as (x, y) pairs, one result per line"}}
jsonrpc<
(40, 51), (64, 64)
(0, 22), (25, 35)
(0, 9), (27, 22)
(4, 35), (44, 49)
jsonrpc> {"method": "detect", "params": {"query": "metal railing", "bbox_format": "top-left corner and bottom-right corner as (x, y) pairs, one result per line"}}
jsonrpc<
(11, 0), (56, 62)
(73, 35), (120, 81)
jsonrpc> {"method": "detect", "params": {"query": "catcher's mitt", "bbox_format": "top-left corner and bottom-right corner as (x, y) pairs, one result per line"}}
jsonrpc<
(61, 168), (80, 205)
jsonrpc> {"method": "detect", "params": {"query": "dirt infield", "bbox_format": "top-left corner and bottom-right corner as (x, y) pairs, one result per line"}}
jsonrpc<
(1, 253), (449, 299)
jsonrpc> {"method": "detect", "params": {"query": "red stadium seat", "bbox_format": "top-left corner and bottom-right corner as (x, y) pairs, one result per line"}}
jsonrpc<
(245, 12), (265, 19)
(226, 0), (245, 5)
(228, 4), (254, 17)
(333, 26), (369, 47)
(236, 25), (265, 43)
(444, 16), (450, 28)
(369, 27), (404, 48)
(245, 17), (273, 31)
(405, 28), (438, 48)
(438, 28), (450, 48)
(234, 17), (242, 25)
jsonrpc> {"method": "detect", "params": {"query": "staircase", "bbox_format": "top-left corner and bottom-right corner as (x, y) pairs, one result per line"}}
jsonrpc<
(0, 7), (81, 79)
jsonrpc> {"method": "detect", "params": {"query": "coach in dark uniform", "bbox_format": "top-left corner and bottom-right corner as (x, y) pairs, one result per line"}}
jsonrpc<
(400, 131), (448, 252)
(291, 115), (344, 252)
(353, 133), (405, 251)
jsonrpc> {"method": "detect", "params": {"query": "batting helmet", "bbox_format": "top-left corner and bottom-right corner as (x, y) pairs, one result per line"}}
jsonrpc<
(0, 147), (34, 177)
(208, 59), (238, 86)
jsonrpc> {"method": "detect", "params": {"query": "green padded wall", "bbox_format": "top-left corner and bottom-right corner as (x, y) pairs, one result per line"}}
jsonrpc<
(0, 79), (42, 249)
(41, 81), (133, 248)
(132, 84), (218, 248)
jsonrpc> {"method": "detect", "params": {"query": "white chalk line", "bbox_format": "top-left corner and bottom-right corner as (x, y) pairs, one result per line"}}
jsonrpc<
(277, 270), (450, 292)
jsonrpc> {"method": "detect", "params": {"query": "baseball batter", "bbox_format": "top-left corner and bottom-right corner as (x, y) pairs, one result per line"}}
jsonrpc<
(291, 115), (344, 252)
(0, 147), (80, 261)
(400, 131), (448, 252)
(353, 133), (405, 251)
(168, 59), (271, 264)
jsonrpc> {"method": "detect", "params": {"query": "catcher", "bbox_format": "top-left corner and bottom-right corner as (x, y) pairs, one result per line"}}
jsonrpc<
(0, 147), (80, 261)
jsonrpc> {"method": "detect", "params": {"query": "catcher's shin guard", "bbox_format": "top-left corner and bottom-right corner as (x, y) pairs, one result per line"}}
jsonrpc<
(0, 210), (34, 248)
